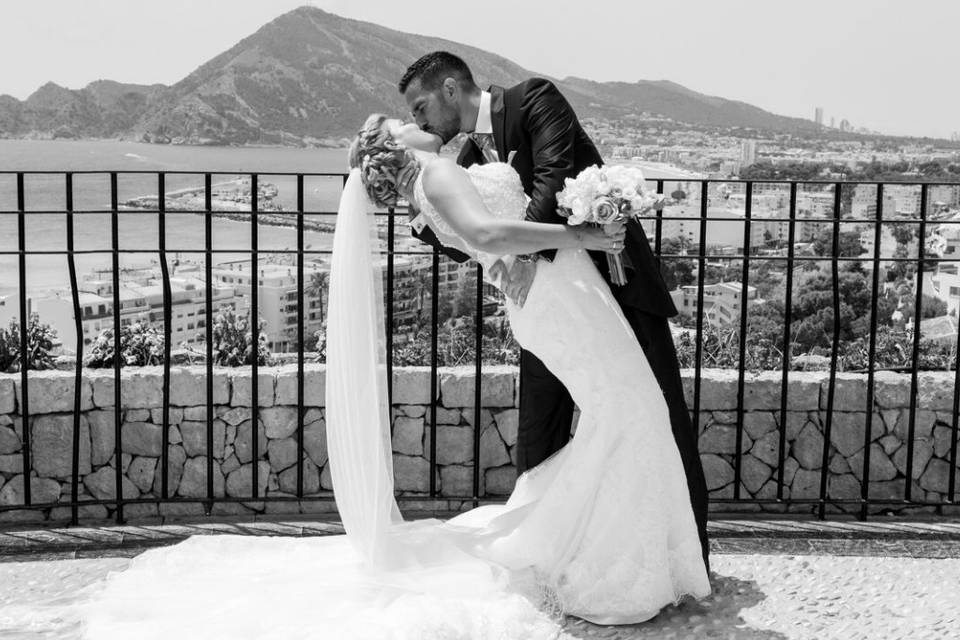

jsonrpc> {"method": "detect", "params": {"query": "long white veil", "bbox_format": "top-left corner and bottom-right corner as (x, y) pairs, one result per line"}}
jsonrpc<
(325, 168), (403, 567)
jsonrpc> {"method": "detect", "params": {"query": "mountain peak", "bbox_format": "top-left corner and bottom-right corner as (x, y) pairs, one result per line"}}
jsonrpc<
(0, 8), (823, 144)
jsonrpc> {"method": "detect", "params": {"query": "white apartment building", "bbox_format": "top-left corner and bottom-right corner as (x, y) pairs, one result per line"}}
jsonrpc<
(34, 275), (237, 352)
(674, 281), (760, 327)
(212, 261), (327, 352)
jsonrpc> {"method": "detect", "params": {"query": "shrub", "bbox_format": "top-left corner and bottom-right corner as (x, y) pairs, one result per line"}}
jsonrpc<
(84, 323), (165, 368)
(210, 310), (270, 366)
(0, 315), (58, 372)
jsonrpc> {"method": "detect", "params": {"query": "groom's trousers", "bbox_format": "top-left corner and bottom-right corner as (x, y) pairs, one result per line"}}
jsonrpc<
(515, 304), (711, 573)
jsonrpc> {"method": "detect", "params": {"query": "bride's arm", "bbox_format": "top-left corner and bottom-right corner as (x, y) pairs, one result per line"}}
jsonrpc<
(421, 158), (620, 255)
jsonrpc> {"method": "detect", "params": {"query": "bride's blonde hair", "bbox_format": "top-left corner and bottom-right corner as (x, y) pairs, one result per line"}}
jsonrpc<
(349, 114), (418, 208)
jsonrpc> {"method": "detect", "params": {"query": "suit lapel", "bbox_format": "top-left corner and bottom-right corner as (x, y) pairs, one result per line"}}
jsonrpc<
(488, 85), (507, 160)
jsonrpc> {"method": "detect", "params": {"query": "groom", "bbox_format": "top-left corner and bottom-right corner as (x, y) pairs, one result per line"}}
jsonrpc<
(399, 52), (709, 569)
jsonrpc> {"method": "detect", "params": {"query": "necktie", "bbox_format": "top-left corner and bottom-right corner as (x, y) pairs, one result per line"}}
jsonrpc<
(470, 132), (499, 163)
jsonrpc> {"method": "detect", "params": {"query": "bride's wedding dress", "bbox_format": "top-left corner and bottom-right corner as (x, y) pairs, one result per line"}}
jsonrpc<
(75, 163), (710, 639)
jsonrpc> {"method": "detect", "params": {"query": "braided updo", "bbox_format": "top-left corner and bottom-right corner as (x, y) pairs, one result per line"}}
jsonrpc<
(348, 114), (420, 208)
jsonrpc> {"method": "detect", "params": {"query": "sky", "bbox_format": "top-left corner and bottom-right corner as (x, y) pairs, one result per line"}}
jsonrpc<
(1, 0), (957, 139)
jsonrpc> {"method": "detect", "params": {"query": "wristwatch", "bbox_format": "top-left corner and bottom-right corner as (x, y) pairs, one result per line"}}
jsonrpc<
(516, 253), (540, 263)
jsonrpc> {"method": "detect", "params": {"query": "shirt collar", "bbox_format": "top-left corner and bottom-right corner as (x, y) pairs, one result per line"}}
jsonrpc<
(473, 90), (493, 135)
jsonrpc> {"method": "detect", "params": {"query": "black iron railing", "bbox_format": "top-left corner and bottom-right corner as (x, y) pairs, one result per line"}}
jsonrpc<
(0, 171), (958, 524)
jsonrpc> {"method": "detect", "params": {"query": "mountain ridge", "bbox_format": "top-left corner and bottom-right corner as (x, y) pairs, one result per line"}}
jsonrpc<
(0, 6), (848, 145)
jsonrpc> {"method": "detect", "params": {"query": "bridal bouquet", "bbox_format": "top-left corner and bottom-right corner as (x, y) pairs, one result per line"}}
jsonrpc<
(556, 165), (667, 285)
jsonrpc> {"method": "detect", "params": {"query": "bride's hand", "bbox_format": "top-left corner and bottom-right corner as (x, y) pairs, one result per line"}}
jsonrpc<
(576, 225), (626, 253)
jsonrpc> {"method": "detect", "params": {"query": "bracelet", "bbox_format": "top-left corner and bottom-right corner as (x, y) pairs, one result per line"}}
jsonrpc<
(516, 253), (540, 263)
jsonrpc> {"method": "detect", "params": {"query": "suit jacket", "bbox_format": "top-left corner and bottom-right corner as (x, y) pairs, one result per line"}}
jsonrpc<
(457, 78), (677, 318)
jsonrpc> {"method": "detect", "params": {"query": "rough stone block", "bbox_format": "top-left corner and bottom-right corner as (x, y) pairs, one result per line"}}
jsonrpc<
(0, 425), (15, 454)
(267, 437), (298, 472)
(230, 371), (276, 407)
(440, 465), (481, 497)
(260, 407), (298, 439)
(891, 439), (934, 480)
(177, 456), (225, 498)
(494, 409), (519, 447)
(791, 423), (826, 470)
(84, 466), (140, 501)
(392, 417), (424, 456)
(691, 369), (739, 410)
(485, 465), (517, 496)
(30, 414), (92, 478)
(919, 458), (956, 494)
(122, 422), (163, 457)
(749, 431), (782, 468)
(828, 374), (869, 412)
(303, 366), (326, 407)
(742, 412), (777, 441)
(828, 473), (861, 499)
(393, 367), (434, 405)
(0, 377), (14, 414)
(915, 372), (956, 411)
(225, 461), (271, 498)
(274, 365), (300, 405)
(127, 456), (158, 493)
(0, 475), (61, 506)
(13, 371), (93, 414)
(178, 420), (226, 459)
(480, 424), (510, 469)
(700, 453), (734, 491)
(87, 410), (116, 467)
(699, 424), (751, 455)
(393, 455), (432, 492)
(440, 366), (514, 408)
(119, 367), (164, 408)
(234, 419), (267, 464)
(278, 459), (320, 494)
(848, 444), (898, 483)
(435, 426), (474, 465)
(399, 405), (426, 418)
(873, 371), (911, 409)
(740, 454), (772, 495)
(169, 367), (229, 406)
(303, 419), (327, 468)
(0, 453), (23, 473)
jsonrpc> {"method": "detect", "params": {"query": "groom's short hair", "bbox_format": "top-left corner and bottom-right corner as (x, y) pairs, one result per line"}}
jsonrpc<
(399, 51), (476, 93)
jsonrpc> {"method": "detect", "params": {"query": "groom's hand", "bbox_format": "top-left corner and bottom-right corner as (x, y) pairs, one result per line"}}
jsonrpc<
(505, 260), (537, 308)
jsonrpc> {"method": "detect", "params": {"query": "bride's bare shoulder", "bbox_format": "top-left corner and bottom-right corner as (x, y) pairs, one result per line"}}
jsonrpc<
(421, 157), (468, 193)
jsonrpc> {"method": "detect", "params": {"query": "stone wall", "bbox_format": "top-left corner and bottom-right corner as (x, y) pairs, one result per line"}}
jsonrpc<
(0, 366), (958, 524)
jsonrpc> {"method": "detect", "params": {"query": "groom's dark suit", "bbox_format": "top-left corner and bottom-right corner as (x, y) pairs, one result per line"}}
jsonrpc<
(415, 78), (709, 568)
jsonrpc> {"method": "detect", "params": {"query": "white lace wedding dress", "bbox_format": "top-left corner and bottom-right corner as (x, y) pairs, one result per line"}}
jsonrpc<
(73, 163), (710, 639)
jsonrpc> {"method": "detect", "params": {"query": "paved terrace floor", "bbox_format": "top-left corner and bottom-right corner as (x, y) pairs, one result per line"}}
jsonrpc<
(0, 516), (958, 639)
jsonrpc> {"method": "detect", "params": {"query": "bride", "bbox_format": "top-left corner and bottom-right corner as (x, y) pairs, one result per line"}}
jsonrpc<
(75, 116), (710, 639)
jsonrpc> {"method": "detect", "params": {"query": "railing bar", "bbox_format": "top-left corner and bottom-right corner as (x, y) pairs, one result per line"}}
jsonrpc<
(818, 183), (843, 520)
(904, 184), (928, 502)
(159, 173), (172, 501)
(16, 173), (31, 506)
(654, 179), (664, 265)
(429, 249), (440, 497)
(473, 265), (483, 506)
(296, 175), (306, 498)
(692, 181), (709, 438)
(251, 173), (260, 500)
(777, 183), (798, 501)
(860, 185), (885, 520)
(110, 172), (124, 524)
(204, 174), (214, 507)
(733, 182), (752, 500)
(387, 206), (396, 416)
(66, 173), (82, 525)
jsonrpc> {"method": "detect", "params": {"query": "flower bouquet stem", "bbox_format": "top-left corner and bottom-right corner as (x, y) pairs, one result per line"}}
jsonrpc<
(606, 251), (628, 286)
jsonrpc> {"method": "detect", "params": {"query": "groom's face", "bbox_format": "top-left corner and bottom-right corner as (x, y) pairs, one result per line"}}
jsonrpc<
(403, 78), (462, 144)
